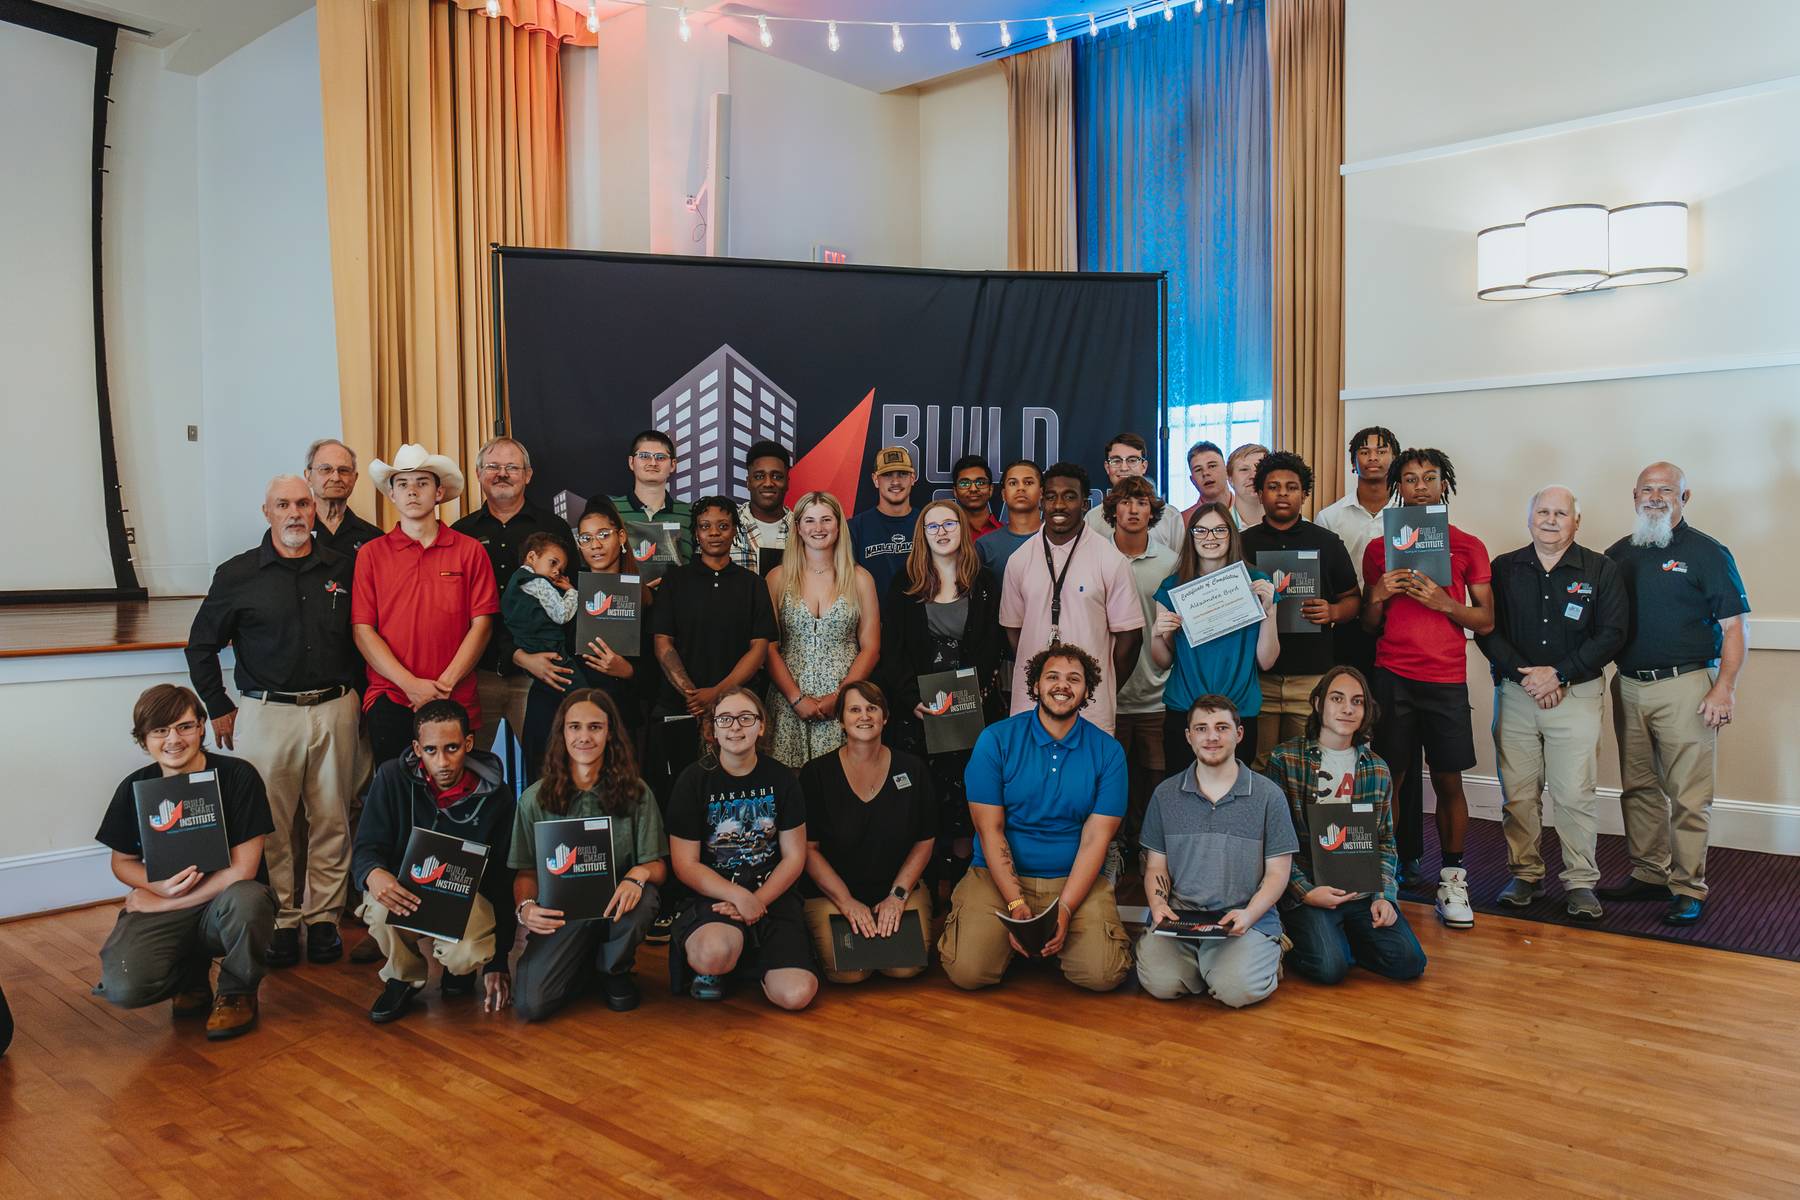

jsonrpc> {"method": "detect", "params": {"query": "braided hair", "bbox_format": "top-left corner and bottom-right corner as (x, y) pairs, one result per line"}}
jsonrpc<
(1388, 447), (1458, 502)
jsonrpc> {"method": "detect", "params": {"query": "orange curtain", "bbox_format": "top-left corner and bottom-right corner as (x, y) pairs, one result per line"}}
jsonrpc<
(317, 0), (579, 523)
(1002, 43), (1077, 272)
(1268, 0), (1345, 512)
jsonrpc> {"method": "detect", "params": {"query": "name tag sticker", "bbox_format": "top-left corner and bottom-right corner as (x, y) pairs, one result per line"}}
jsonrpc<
(893, 773), (913, 789)
(191, 770), (216, 783)
(621, 575), (640, 584)
(461, 840), (484, 854)
(1564, 602), (1585, 621)
(661, 522), (681, 530)
(1298, 550), (1319, 560)
(1426, 504), (1448, 514)
(1352, 804), (1374, 813)
(583, 819), (607, 831)
(956, 667), (976, 678)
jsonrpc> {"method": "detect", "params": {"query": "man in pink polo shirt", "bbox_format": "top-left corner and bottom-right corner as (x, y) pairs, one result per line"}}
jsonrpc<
(352, 444), (499, 765)
(1000, 461), (1144, 736)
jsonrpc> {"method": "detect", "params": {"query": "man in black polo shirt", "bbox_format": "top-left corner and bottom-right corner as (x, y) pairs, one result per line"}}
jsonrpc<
(1601, 462), (1750, 925)
(1238, 452), (1360, 770)
(452, 436), (575, 777)
(305, 437), (383, 559)
(1477, 486), (1627, 920)
(187, 476), (363, 968)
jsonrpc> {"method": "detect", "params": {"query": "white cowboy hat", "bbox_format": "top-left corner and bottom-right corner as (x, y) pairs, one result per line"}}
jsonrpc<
(369, 443), (465, 502)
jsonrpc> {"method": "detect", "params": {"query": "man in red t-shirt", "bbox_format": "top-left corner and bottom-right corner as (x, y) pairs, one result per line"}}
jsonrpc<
(352, 444), (499, 765)
(1360, 449), (1494, 930)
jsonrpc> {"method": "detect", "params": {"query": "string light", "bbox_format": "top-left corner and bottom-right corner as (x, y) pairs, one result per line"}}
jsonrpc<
(999, 20), (1011, 47)
(891, 22), (903, 52)
(1126, 6), (1137, 30)
(757, 13), (771, 46)
(1087, 12), (1099, 37)
(677, 5), (690, 41)
(484, 0), (500, 17)
(1045, 16), (1057, 40)
(948, 22), (961, 50)
(827, 19), (839, 51)
(586, 0), (599, 34)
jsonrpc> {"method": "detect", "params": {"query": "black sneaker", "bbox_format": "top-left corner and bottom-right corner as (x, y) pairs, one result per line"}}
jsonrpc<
(306, 922), (344, 964)
(370, 979), (423, 1024)
(440, 970), (476, 998)
(263, 927), (302, 968)
(600, 971), (641, 1012)
(646, 913), (674, 945)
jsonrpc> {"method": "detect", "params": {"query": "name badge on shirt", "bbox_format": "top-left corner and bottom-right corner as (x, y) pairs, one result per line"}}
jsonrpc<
(1564, 602), (1585, 621)
(893, 773), (912, 789)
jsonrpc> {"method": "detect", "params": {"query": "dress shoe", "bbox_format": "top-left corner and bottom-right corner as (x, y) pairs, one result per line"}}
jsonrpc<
(1495, 878), (1542, 908)
(689, 973), (724, 1001)
(370, 979), (423, 1023)
(204, 992), (259, 1040)
(440, 970), (476, 998)
(1564, 888), (1604, 921)
(1663, 896), (1705, 925)
(171, 981), (214, 1019)
(1596, 877), (1672, 902)
(306, 923), (344, 964)
(263, 927), (302, 968)
(349, 935), (384, 964)
(600, 971), (641, 1013)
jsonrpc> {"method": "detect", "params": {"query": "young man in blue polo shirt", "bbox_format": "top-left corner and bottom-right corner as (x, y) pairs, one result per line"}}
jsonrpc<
(939, 644), (1132, 992)
(1137, 695), (1296, 1008)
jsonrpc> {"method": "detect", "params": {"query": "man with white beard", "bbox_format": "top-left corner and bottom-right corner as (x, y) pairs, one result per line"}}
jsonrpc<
(1600, 462), (1750, 925)
(186, 476), (364, 966)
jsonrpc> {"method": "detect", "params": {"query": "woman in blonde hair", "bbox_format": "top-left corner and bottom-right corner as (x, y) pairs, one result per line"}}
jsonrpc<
(765, 491), (881, 768)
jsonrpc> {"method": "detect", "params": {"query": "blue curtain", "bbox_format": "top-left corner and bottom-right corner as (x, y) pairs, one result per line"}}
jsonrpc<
(1074, 1), (1271, 501)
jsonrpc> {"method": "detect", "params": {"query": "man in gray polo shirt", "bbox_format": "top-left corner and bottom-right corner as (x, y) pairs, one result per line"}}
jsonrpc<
(1138, 694), (1296, 1008)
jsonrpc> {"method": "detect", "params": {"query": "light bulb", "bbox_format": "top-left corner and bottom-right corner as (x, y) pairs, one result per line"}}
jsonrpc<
(485, 0), (500, 17)
(1126, 6), (1137, 30)
(757, 14), (771, 47)
(586, 0), (598, 34)
(827, 19), (839, 51)
(891, 22), (904, 52)
(677, 6), (690, 42)
(1163, 0), (1174, 19)
(949, 22), (961, 50)
(999, 20), (1011, 47)
(1045, 17), (1057, 41)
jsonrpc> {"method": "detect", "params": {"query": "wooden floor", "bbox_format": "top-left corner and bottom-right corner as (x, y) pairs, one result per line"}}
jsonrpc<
(2, 902), (1797, 1199)
(0, 598), (201, 658)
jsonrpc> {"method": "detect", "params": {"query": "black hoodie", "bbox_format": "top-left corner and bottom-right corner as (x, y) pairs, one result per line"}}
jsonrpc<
(352, 747), (516, 974)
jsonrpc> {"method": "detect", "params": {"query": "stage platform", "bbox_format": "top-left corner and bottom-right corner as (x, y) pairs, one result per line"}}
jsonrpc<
(0, 597), (201, 658)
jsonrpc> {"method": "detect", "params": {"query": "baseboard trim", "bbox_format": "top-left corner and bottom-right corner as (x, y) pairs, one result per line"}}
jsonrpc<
(0, 844), (125, 921)
(1447, 776), (1800, 856)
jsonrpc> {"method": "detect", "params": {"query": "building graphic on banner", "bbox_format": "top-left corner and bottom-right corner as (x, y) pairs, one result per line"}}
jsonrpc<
(651, 345), (798, 502)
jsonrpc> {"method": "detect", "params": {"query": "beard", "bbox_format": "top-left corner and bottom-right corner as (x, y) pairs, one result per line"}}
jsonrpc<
(1629, 508), (1674, 548)
(277, 525), (312, 550)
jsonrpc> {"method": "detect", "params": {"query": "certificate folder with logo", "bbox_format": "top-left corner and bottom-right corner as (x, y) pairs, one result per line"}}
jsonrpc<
(395, 827), (490, 941)
(133, 771), (231, 881)
(828, 910), (928, 972)
(917, 667), (984, 755)
(1151, 910), (1230, 941)
(1384, 505), (1452, 586)
(575, 572), (642, 657)
(624, 520), (683, 583)
(1255, 550), (1322, 634)
(1305, 802), (1383, 894)
(535, 815), (617, 922)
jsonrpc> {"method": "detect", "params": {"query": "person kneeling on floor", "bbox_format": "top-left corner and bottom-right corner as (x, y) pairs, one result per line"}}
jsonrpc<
(1137, 695), (1295, 1008)
(94, 684), (277, 1040)
(352, 700), (516, 1024)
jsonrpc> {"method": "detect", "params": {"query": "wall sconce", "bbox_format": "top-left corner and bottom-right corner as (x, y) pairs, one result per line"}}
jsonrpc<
(1476, 201), (1687, 300)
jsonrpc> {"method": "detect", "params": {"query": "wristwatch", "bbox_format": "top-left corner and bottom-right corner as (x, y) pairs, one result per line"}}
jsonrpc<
(891, 885), (907, 901)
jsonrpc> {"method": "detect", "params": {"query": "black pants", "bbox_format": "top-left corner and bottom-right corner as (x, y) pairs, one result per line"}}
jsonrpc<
(521, 680), (563, 786)
(1161, 708), (1258, 780)
(366, 696), (416, 767)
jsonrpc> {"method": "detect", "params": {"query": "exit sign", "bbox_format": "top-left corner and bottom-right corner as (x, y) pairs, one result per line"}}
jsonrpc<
(813, 244), (849, 265)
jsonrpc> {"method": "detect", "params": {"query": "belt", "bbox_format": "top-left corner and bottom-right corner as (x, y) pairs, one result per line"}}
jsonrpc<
(1626, 662), (1712, 683)
(241, 684), (351, 706)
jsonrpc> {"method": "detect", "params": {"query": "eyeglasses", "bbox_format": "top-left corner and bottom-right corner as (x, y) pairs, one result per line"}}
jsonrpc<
(634, 451), (672, 464)
(480, 463), (525, 477)
(310, 465), (355, 477)
(953, 479), (991, 491)
(1190, 525), (1231, 540)
(924, 519), (962, 535)
(1104, 455), (1147, 469)
(575, 530), (618, 545)
(148, 720), (204, 741)
(713, 712), (761, 729)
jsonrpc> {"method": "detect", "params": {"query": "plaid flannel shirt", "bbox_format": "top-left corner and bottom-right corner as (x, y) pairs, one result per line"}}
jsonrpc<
(1262, 737), (1399, 905)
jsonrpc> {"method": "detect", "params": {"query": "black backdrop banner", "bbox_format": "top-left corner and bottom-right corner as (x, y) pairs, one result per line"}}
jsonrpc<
(498, 249), (1165, 521)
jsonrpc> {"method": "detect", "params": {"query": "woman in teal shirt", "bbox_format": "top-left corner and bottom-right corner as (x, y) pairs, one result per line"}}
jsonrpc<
(1149, 501), (1280, 770)
(510, 688), (668, 1021)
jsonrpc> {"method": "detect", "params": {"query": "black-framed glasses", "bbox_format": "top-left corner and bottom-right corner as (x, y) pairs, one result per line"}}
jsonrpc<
(1104, 454), (1147, 469)
(1191, 524), (1231, 540)
(713, 712), (761, 729)
(924, 519), (962, 535)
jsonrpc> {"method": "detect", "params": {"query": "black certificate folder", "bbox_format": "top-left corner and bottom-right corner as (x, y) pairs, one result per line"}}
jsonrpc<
(828, 910), (928, 972)
(394, 828), (490, 941)
(1383, 505), (1452, 586)
(918, 667), (984, 754)
(1305, 802), (1383, 895)
(535, 816), (617, 922)
(575, 572), (642, 657)
(1256, 549), (1322, 634)
(133, 771), (231, 881)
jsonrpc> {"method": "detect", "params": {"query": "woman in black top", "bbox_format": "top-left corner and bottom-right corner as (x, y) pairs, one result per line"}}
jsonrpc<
(799, 681), (935, 984)
(877, 499), (1001, 887)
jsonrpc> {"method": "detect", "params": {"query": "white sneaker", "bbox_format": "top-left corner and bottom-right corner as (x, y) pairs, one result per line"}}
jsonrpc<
(1436, 867), (1475, 929)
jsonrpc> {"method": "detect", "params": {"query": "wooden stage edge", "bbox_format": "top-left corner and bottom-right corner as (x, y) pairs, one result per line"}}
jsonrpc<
(0, 597), (202, 658)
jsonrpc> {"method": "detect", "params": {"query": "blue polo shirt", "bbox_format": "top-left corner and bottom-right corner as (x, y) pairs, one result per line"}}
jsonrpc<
(966, 709), (1127, 878)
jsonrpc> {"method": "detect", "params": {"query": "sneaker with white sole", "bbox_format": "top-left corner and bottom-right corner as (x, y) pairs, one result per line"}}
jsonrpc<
(1436, 867), (1475, 929)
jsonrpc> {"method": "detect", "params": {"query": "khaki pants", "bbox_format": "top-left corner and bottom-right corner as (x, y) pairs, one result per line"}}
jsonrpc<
(1611, 670), (1717, 900)
(803, 889), (933, 984)
(1255, 673), (1322, 771)
(235, 691), (362, 929)
(1114, 711), (1166, 854)
(359, 894), (497, 985)
(938, 868), (1130, 992)
(1493, 678), (1604, 888)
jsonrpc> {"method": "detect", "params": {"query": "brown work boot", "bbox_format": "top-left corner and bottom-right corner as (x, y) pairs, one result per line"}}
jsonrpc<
(349, 933), (383, 964)
(204, 992), (259, 1041)
(171, 980), (213, 1019)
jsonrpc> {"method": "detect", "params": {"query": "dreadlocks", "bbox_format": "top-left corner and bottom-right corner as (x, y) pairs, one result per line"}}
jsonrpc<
(1388, 447), (1458, 502)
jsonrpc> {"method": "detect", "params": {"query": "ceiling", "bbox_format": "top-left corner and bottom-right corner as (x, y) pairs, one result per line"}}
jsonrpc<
(49, 0), (313, 74)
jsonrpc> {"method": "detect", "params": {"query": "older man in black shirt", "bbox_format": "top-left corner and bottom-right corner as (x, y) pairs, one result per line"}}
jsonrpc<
(1478, 486), (1627, 919)
(305, 438), (383, 559)
(187, 476), (363, 967)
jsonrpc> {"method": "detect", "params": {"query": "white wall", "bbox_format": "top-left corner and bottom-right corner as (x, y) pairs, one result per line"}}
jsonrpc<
(1344, 0), (1800, 837)
(918, 65), (1009, 271)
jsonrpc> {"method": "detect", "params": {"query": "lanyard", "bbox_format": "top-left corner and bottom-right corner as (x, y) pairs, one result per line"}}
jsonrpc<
(1042, 524), (1084, 644)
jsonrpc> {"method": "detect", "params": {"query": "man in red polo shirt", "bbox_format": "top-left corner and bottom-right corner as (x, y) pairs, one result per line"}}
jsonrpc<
(352, 444), (499, 765)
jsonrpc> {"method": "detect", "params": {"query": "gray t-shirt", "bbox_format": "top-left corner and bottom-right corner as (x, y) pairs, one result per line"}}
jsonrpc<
(926, 596), (969, 640)
(1140, 763), (1298, 937)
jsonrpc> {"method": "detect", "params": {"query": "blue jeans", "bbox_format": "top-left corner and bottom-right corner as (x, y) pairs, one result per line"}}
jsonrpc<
(1281, 896), (1426, 985)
